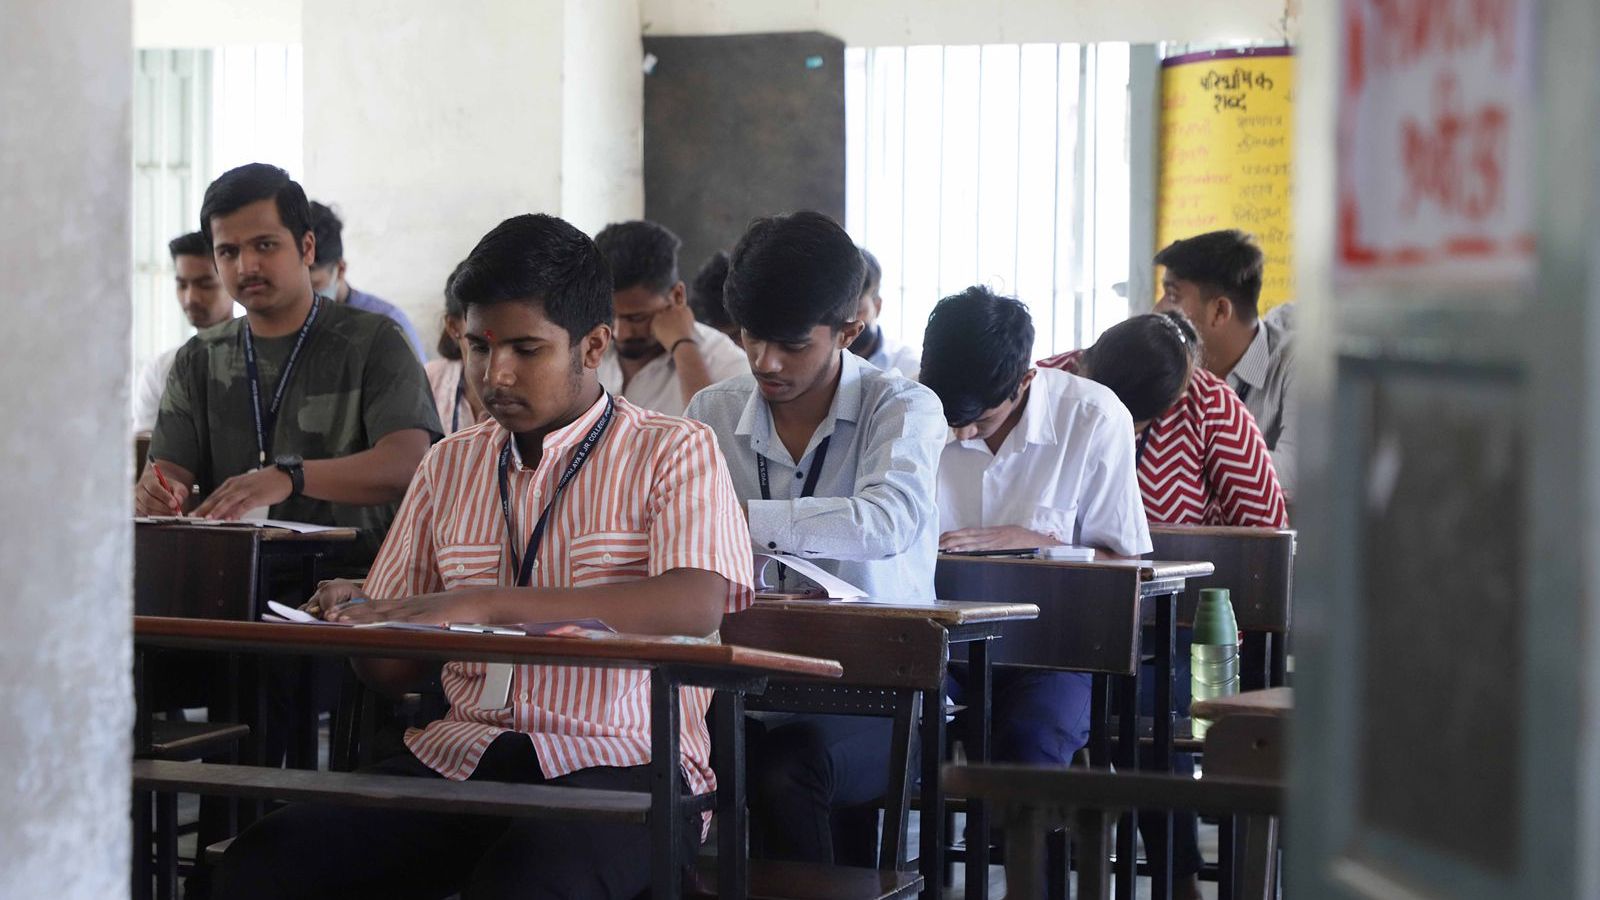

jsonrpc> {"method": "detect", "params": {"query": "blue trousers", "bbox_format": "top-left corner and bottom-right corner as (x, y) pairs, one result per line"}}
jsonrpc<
(949, 667), (1093, 765)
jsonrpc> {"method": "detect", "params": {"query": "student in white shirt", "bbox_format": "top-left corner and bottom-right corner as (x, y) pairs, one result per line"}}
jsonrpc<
(847, 247), (921, 380)
(922, 286), (1151, 769)
(594, 220), (749, 416)
(131, 232), (236, 432)
(687, 211), (945, 866)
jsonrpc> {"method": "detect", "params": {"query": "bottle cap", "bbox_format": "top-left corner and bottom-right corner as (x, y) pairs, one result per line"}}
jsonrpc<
(1191, 587), (1238, 645)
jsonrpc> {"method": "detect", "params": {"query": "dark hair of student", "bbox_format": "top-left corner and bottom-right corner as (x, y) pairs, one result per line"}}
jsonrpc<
(447, 214), (613, 345)
(1152, 229), (1265, 321)
(1079, 311), (1202, 423)
(919, 285), (1035, 427)
(198, 163), (313, 249)
(593, 220), (680, 294)
(859, 246), (882, 298)
(308, 201), (344, 267)
(724, 210), (864, 342)
(167, 231), (210, 261)
(688, 250), (734, 330)
(436, 263), (468, 361)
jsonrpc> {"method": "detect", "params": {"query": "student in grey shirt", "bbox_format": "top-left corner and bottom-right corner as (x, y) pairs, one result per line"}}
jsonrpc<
(686, 211), (945, 866)
(1153, 229), (1298, 500)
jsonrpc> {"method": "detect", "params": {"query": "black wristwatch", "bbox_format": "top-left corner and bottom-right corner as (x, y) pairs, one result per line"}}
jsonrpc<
(273, 454), (305, 497)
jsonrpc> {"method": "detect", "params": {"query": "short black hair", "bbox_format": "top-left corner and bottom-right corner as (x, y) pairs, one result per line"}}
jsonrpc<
(308, 201), (344, 267)
(724, 211), (864, 342)
(920, 286), (1035, 427)
(199, 163), (312, 250)
(1079, 311), (1201, 422)
(447, 214), (612, 345)
(859, 247), (882, 298)
(1153, 229), (1265, 321)
(168, 232), (210, 261)
(593, 220), (680, 294)
(689, 250), (734, 330)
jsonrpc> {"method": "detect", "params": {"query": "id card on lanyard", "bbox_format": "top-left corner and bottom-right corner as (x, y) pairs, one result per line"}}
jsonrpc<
(242, 297), (322, 467)
(480, 394), (616, 708)
(756, 435), (831, 587)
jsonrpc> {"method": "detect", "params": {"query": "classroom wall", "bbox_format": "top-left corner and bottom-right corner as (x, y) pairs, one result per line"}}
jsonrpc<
(561, 0), (646, 236)
(133, 0), (302, 46)
(302, 0), (568, 345)
(0, 0), (132, 895)
(639, 0), (1293, 45)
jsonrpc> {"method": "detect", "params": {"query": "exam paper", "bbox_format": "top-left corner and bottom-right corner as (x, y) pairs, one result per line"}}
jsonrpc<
(753, 552), (867, 600)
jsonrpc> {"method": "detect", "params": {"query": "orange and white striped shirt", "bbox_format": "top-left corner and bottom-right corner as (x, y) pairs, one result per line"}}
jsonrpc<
(363, 390), (754, 800)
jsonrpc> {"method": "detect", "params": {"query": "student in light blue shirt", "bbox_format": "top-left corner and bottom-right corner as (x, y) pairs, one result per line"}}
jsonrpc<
(686, 211), (945, 866)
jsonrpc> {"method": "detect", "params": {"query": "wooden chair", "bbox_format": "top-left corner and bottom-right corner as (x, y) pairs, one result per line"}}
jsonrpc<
(1194, 689), (1290, 900)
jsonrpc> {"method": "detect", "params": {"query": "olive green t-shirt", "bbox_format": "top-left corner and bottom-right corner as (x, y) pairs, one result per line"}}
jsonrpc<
(150, 302), (442, 569)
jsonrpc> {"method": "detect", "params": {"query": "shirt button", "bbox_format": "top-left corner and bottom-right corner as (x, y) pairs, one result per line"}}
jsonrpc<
(795, 471), (804, 479)
(530, 559), (540, 570)
(454, 564), (465, 574)
(602, 552), (613, 563)
(533, 488), (542, 498)
(767, 542), (777, 550)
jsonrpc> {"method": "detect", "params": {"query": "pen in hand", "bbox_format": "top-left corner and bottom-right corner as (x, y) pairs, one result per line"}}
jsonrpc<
(150, 462), (182, 515)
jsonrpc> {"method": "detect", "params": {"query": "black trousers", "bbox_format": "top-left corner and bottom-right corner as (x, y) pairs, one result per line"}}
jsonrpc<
(213, 733), (701, 900)
(746, 714), (898, 867)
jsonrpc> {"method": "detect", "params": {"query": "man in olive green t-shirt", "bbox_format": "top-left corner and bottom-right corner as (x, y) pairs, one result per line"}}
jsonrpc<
(137, 163), (439, 571)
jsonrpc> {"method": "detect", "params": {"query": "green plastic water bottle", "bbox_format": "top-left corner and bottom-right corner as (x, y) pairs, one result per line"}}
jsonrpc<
(1190, 588), (1239, 741)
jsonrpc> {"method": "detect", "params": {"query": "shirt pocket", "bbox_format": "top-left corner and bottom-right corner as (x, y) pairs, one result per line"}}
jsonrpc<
(569, 530), (651, 588)
(1027, 505), (1079, 545)
(437, 542), (504, 590)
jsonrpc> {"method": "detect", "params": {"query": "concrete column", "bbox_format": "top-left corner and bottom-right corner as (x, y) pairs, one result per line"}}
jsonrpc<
(0, 0), (133, 896)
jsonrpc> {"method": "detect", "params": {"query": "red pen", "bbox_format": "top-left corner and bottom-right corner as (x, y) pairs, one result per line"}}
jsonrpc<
(151, 462), (182, 515)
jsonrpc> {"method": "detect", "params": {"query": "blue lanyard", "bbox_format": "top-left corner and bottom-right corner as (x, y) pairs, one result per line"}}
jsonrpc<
(756, 435), (831, 501)
(496, 395), (615, 587)
(241, 297), (322, 466)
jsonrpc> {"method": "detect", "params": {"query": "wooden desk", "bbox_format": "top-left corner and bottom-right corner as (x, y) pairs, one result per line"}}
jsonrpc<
(1148, 526), (1297, 689)
(736, 599), (1038, 900)
(134, 522), (361, 770)
(1191, 687), (1292, 723)
(934, 557), (1213, 900)
(133, 616), (841, 900)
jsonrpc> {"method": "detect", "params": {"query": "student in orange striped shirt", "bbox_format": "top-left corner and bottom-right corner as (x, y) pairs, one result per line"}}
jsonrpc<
(215, 213), (754, 900)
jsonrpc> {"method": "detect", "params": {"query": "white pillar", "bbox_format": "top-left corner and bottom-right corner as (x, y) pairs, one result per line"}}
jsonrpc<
(0, 0), (132, 896)
(560, 0), (645, 236)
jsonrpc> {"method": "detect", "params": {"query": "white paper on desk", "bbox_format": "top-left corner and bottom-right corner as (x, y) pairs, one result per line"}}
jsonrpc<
(262, 600), (444, 632)
(753, 552), (867, 600)
(134, 516), (341, 534)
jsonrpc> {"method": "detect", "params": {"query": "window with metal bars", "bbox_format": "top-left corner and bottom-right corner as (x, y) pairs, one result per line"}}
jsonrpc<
(845, 43), (1133, 361)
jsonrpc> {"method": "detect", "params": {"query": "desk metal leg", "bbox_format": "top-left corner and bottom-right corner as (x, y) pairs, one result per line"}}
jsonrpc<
(881, 691), (919, 870)
(651, 672), (685, 900)
(1240, 632), (1269, 692)
(919, 685), (946, 900)
(1089, 673), (1111, 768)
(965, 639), (993, 900)
(1115, 673), (1138, 900)
(713, 691), (749, 900)
(1150, 591), (1177, 900)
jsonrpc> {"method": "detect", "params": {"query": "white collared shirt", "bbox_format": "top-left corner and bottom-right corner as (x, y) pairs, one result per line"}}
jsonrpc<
(598, 321), (750, 417)
(937, 367), (1152, 557)
(866, 335), (921, 381)
(686, 350), (947, 601)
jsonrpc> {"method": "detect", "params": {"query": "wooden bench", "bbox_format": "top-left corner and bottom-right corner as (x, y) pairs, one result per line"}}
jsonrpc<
(132, 615), (841, 900)
(940, 764), (1284, 900)
(934, 556), (1214, 900)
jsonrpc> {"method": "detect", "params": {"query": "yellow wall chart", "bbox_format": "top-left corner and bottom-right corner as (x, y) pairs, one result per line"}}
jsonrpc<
(1157, 47), (1295, 311)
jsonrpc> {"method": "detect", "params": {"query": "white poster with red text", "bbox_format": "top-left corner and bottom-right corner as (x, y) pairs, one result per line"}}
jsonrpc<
(1337, 0), (1538, 286)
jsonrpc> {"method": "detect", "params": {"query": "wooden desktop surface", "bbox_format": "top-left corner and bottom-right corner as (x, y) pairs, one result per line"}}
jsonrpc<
(1191, 687), (1293, 722)
(134, 616), (843, 680)
(751, 596), (1039, 627)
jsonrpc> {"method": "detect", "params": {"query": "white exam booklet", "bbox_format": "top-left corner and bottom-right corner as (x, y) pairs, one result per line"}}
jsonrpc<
(753, 552), (867, 600)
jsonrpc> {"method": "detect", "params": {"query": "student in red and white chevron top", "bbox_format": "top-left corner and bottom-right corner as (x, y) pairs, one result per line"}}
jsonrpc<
(1039, 310), (1286, 900)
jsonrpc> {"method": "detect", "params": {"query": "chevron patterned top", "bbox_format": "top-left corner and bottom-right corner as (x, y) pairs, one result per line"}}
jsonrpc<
(1039, 351), (1288, 528)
